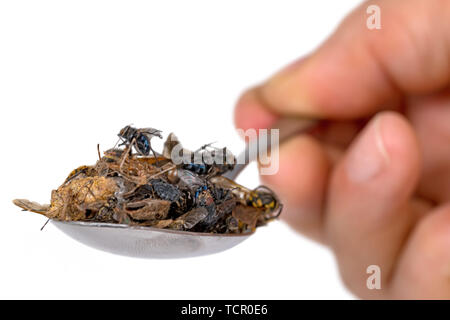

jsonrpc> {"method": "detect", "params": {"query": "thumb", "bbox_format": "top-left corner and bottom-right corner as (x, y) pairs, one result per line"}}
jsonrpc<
(259, 0), (450, 119)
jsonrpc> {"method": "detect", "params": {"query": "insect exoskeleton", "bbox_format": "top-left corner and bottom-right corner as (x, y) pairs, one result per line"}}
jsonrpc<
(64, 165), (97, 184)
(247, 186), (282, 219)
(208, 176), (282, 218)
(162, 132), (236, 177)
(118, 125), (162, 157)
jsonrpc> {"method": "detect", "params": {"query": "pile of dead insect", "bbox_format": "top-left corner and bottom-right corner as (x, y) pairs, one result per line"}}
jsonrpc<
(13, 126), (282, 234)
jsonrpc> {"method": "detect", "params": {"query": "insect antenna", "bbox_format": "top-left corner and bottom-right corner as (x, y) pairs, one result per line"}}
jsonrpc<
(195, 141), (218, 152)
(97, 144), (101, 161)
(112, 137), (122, 149)
(40, 218), (50, 231)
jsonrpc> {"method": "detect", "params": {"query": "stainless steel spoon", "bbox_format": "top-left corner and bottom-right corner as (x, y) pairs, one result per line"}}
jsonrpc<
(51, 117), (318, 258)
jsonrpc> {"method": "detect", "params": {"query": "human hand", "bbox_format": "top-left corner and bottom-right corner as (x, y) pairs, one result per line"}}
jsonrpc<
(234, 0), (450, 299)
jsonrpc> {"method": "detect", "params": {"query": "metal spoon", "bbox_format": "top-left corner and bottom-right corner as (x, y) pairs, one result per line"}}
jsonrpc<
(51, 117), (318, 258)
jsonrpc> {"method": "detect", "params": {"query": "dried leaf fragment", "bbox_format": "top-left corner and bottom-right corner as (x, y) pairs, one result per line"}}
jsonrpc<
(125, 199), (170, 221)
(12, 199), (50, 215)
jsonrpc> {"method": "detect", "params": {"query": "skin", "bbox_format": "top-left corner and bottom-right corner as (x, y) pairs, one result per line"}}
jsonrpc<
(234, 0), (450, 299)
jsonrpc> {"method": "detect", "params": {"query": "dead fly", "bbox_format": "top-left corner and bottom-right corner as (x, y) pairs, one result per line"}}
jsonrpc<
(13, 125), (282, 234)
(163, 132), (236, 177)
(184, 144), (236, 176)
(118, 125), (162, 160)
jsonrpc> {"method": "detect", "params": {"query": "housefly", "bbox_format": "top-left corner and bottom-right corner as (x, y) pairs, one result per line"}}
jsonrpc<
(118, 125), (162, 158)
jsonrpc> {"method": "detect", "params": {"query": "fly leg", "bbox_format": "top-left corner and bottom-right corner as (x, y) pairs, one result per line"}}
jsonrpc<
(147, 139), (160, 166)
(119, 138), (135, 171)
(150, 147), (160, 166)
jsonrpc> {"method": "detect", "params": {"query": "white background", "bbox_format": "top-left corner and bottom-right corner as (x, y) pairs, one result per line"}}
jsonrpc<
(0, 1), (360, 299)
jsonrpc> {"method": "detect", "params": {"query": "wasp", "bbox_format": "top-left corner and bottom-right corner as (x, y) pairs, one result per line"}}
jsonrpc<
(118, 125), (162, 158)
(209, 176), (282, 219)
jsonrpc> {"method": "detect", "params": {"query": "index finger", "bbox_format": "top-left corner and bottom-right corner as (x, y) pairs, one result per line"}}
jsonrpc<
(254, 0), (450, 120)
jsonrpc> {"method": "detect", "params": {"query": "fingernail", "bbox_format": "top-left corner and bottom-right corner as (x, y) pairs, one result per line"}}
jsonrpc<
(345, 115), (390, 183)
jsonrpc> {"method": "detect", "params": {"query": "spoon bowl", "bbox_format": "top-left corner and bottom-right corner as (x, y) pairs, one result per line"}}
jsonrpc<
(51, 220), (253, 259)
(45, 117), (318, 259)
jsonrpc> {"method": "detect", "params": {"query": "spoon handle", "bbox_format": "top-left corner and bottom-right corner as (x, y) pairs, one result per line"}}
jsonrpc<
(223, 117), (319, 180)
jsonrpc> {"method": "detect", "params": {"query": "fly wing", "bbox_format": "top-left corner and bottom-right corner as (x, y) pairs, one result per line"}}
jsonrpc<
(172, 207), (209, 230)
(209, 176), (250, 192)
(176, 169), (205, 192)
(232, 205), (260, 230)
(141, 127), (163, 139)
